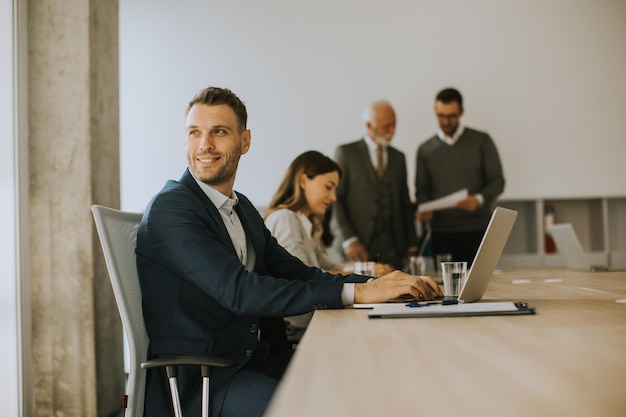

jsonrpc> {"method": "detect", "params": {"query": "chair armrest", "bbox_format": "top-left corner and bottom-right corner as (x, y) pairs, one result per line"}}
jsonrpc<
(141, 355), (236, 409)
(141, 355), (235, 370)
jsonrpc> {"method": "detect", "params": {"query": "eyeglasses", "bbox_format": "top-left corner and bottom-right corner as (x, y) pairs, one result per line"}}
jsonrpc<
(436, 113), (460, 121)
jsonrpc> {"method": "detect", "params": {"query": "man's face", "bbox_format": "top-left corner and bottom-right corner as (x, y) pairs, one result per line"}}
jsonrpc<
(185, 103), (250, 194)
(367, 105), (396, 146)
(435, 100), (463, 137)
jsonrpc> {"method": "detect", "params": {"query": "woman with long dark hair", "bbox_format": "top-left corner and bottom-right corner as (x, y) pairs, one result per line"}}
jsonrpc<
(265, 150), (391, 340)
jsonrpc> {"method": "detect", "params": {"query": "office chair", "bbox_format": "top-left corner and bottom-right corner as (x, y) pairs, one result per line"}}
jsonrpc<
(91, 205), (234, 417)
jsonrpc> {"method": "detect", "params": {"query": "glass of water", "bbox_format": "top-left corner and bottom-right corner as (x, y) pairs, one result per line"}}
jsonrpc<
(353, 261), (376, 277)
(440, 261), (468, 298)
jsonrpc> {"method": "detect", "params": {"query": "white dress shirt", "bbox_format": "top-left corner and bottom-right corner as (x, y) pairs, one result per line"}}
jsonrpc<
(192, 176), (256, 271)
(193, 175), (355, 306)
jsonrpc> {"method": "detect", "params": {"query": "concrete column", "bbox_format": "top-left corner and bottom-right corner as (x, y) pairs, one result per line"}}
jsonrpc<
(28, 1), (122, 416)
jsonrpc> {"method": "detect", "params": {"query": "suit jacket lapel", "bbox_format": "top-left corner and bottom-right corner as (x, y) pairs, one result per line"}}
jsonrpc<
(234, 194), (265, 272)
(179, 169), (239, 257)
(357, 138), (378, 185)
(387, 147), (399, 176)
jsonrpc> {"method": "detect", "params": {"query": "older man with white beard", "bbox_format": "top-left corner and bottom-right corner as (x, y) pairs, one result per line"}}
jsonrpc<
(331, 100), (418, 270)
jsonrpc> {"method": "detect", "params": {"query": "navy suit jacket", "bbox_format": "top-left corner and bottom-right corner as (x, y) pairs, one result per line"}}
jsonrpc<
(136, 169), (367, 416)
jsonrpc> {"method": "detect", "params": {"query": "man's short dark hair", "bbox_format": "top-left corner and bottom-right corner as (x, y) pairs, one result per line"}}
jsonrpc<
(186, 86), (248, 132)
(436, 88), (463, 110)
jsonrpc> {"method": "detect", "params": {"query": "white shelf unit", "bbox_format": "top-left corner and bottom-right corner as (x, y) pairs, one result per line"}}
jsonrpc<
(497, 196), (626, 269)
(608, 198), (626, 266)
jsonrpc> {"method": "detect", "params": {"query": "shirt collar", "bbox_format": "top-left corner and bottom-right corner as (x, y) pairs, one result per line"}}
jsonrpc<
(296, 211), (313, 235)
(296, 210), (324, 243)
(192, 173), (239, 213)
(364, 134), (384, 150)
(437, 124), (465, 145)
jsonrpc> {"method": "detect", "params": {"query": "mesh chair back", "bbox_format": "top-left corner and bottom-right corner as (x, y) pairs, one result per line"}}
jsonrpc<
(92, 205), (147, 417)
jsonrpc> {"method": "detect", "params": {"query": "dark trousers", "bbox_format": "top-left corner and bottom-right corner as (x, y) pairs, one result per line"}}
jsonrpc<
(431, 230), (485, 267)
(219, 348), (294, 417)
(145, 347), (294, 417)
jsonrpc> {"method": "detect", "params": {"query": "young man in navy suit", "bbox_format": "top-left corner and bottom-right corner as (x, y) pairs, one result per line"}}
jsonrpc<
(136, 86), (442, 417)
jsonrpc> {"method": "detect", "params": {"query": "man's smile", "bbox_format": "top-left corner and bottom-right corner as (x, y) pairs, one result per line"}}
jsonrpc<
(196, 154), (221, 164)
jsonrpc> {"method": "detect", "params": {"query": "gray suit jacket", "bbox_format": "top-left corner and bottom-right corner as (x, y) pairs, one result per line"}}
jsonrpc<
(332, 138), (417, 262)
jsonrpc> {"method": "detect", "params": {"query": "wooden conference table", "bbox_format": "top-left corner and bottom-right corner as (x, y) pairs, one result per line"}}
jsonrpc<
(265, 268), (626, 417)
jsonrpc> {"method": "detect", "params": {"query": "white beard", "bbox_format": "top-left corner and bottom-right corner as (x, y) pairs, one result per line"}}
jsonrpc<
(375, 134), (393, 146)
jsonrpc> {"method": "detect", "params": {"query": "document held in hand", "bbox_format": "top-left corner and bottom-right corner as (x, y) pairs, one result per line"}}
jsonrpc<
(417, 189), (468, 212)
(368, 301), (535, 319)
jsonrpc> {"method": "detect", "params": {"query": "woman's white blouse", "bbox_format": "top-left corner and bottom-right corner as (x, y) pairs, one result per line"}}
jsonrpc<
(264, 208), (338, 271)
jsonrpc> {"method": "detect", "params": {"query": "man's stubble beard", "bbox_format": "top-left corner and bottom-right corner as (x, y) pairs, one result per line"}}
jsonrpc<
(196, 150), (241, 187)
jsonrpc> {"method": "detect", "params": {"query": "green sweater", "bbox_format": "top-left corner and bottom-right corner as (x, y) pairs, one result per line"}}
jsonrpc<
(415, 127), (505, 233)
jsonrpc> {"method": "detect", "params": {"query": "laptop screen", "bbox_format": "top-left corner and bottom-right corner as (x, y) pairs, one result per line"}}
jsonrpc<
(457, 207), (518, 302)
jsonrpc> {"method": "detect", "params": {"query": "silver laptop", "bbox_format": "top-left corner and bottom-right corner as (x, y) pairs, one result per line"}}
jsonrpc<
(358, 206), (518, 308)
(456, 206), (518, 302)
(547, 223), (625, 272)
(366, 207), (519, 316)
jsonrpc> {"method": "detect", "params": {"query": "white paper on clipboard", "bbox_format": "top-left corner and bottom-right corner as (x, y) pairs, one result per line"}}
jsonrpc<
(368, 301), (535, 318)
(418, 189), (468, 212)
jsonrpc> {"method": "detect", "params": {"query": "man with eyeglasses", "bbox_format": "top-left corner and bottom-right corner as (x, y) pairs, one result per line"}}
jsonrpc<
(415, 87), (505, 265)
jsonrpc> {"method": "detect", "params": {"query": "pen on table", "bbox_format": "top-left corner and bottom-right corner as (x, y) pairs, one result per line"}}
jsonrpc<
(406, 299), (461, 308)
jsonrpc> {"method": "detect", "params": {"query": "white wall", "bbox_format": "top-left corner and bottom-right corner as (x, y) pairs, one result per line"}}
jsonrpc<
(120, 0), (626, 212)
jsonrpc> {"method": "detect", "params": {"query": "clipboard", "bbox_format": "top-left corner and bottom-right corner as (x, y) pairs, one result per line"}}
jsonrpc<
(368, 301), (535, 319)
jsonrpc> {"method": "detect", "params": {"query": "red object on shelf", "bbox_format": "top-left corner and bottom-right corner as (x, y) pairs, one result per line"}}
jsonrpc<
(544, 205), (556, 254)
